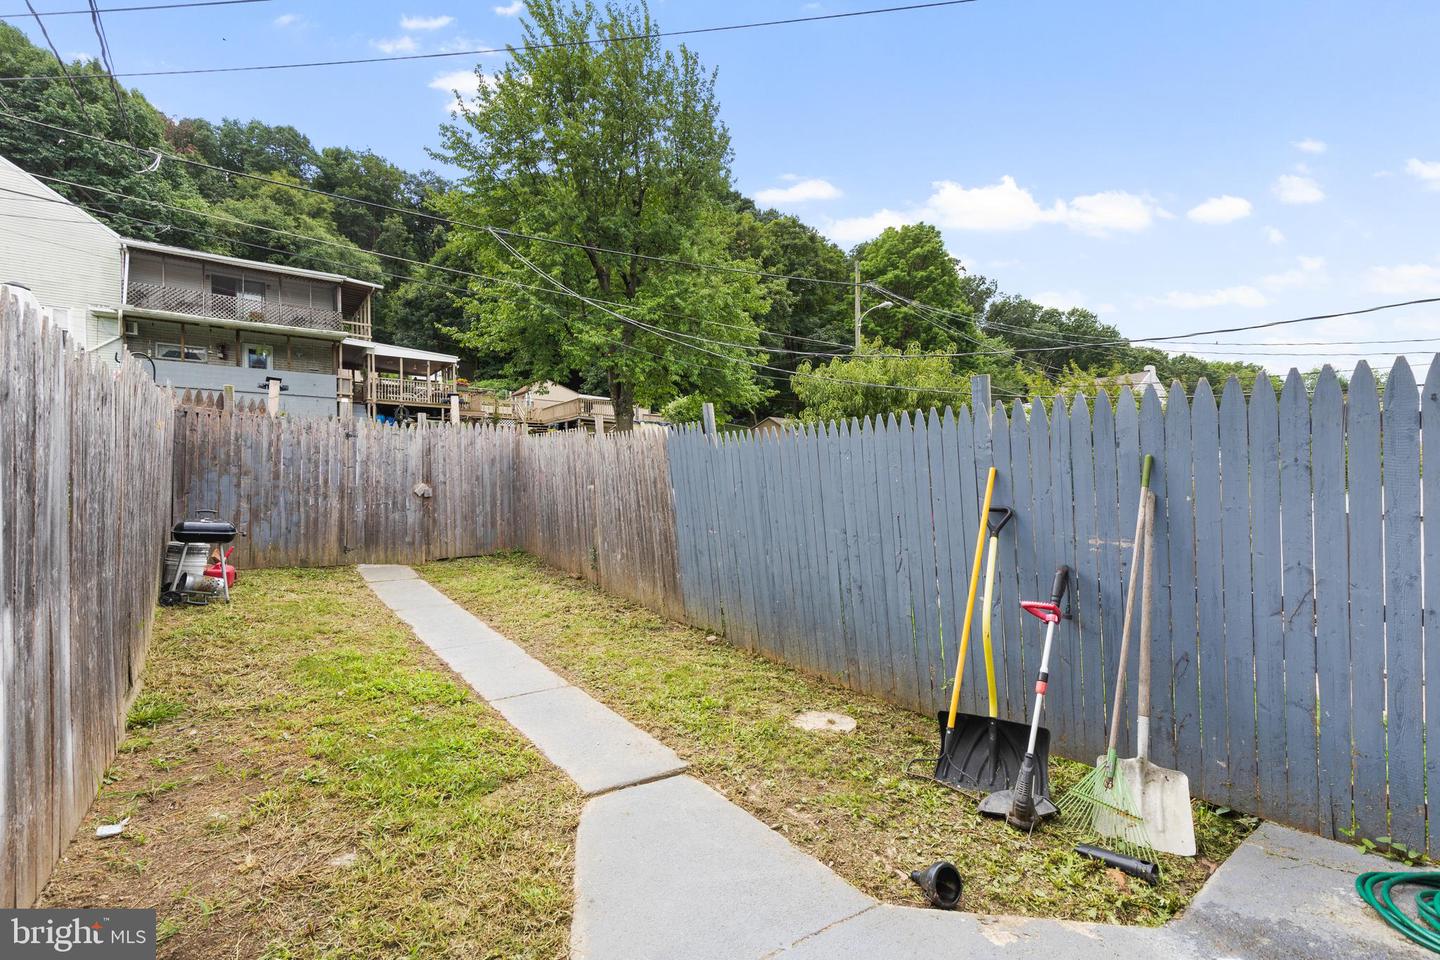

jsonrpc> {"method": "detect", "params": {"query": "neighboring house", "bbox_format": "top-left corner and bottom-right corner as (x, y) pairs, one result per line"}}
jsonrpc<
(507, 381), (666, 431)
(1096, 364), (1169, 402)
(339, 338), (460, 422)
(0, 154), (125, 350)
(121, 240), (379, 418)
(752, 415), (795, 435)
(0, 152), (461, 420)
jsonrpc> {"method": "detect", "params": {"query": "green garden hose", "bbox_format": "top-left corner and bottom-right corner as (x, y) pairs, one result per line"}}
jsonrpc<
(1357, 870), (1440, 953)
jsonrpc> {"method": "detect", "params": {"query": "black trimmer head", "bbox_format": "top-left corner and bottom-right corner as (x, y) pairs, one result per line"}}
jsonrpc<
(933, 711), (1054, 798)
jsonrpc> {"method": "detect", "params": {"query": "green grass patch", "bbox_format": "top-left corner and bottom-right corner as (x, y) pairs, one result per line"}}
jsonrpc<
(421, 552), (1256, 926)
(40, 566), (579, 959)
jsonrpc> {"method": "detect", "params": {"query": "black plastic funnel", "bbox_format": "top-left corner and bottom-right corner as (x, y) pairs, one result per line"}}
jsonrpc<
(909, 861), (963, 910)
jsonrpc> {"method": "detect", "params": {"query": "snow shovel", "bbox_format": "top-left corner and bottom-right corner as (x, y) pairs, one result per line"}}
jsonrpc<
(979, 564), (1070, 827)
(911, 467), (1004, 792)
(1116, 488), (1197, 856)
(930, 505), (1053, 799)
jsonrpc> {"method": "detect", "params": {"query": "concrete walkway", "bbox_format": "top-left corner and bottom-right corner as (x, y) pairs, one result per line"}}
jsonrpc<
(359, 564), (1423, 960)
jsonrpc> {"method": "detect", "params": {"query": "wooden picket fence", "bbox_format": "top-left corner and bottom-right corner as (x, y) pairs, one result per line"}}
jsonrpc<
(667, 361), (1438, 856)
(0, 288), (174, 907)
(167, 358), (1438, 857)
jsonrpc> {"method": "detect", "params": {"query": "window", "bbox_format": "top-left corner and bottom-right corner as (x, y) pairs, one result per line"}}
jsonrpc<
(155, 342), (206, 362)
(244, 343), (273, 370)
(210, 274), (239, 299)
(242, 279), (267, 303)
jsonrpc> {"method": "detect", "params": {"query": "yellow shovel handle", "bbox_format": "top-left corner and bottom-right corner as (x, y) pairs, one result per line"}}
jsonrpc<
(946, 466), (996, 730)
(981, 533), (1000, 718)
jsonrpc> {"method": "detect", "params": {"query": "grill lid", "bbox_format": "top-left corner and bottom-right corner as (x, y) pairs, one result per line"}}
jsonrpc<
(171, 519), (237, 544)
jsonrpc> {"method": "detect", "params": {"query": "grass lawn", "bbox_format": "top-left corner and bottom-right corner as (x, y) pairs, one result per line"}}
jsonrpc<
(421, 552), (1256, 926)
(39, 567), (580, 960)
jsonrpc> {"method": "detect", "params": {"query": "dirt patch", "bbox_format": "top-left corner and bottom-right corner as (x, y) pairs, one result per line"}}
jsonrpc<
(39, 566), (580, 959)
(421, 552), (1256, 926)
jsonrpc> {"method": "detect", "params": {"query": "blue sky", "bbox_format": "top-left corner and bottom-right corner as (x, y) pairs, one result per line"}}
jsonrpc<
(13, 0), (1440, 379)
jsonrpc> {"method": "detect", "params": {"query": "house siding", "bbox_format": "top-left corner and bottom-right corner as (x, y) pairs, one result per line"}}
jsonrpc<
(150, 358), (338, 419)
(0, 156), (123, 348)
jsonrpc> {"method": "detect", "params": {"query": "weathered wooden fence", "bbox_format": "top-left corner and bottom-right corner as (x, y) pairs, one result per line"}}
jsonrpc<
(0, 287), (174, 907)
(172, 413), (679, 614)
(168, 357), (1439, 858)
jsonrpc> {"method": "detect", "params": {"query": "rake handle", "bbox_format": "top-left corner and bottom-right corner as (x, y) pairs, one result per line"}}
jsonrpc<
(1137, 489), (1157, 762)
(1105, 454), (1153, 759)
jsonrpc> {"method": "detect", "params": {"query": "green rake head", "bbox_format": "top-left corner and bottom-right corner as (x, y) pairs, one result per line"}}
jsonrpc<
(1056, 751), (1159, 863)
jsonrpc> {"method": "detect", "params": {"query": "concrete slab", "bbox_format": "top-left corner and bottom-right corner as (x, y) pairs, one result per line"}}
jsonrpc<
(1170, 822), (1428, 959)
(491, 685), (687, 795)
(572, 776), (872, 960)
(446, 643), (568, 702)
(394, 605), (506, 651)
(356, 564), (419, 583)
(365, 578), (456, 613)
(775, 904), (1181, 960)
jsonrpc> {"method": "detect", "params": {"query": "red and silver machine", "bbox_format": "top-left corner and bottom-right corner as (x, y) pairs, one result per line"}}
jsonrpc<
(161, 510), (237, 606)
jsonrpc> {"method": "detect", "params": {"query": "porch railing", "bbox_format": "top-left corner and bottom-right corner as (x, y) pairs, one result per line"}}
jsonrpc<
(370, 378), (454, 406)
(126, 280), (346, 333)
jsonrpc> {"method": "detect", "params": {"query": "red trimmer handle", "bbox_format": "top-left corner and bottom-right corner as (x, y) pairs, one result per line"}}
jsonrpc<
(1021, 601), (1062, 624)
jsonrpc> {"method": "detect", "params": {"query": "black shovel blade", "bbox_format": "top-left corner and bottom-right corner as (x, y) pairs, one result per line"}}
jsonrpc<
(933, 711), (1053, 798)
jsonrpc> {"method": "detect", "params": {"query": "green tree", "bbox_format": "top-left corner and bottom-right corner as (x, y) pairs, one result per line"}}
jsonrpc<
(435, 0), (769, 429)
(854, 223), (976, 350)
(209, 175), (381, 281)
(791, 338), (976, 423)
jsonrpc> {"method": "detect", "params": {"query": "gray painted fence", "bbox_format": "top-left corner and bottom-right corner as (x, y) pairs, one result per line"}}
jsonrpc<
(668, 359), (1437, 857)
(0, 288), (174, 907)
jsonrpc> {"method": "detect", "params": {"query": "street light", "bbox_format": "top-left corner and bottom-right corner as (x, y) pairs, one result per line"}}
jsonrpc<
(854, 300), (894, 351)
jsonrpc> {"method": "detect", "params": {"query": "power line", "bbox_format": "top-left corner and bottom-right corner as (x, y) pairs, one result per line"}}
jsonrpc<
(84, 0), (132, 140)
(0, 110), (863, 288)
(6, 112), (1439, 364)
(0, 1), (978, 80)
(22, 0), (89, 105)
(2, 0), (270, 15)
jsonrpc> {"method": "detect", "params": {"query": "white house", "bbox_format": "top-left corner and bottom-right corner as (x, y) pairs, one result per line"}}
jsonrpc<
(0, 154), (125, 350)
(0, 153), (454, 420)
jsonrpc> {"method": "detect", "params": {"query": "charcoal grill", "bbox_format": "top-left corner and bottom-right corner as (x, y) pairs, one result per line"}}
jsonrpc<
(161, 510), (236, 606)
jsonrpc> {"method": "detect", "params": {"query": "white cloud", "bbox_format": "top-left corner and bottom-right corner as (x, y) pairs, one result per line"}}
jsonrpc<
(824, 209), (913, 246)
(1368, 262), (1440, 296)
(1294, 138), (1327, 154)
(1186, 195), (1252, 224)
(430, 68), (494, 111)
(401, 14), (454, 30)
(1265, 226), (1285, 245)
(494, 0), (524, 14)
(923, 177), (1161, 236)
(1152, 285), (1269, 310)
(272, 12), (301, 27)
(1272, 174), (1324, 204)
(372, 36), (418, 54)
(1261, 256), (1326, 290)
(1405, 158), (1440, 190)
(754, 178), (842, 205)
(1062, 190), (1161, 236)
(924, 176), (1062, 232)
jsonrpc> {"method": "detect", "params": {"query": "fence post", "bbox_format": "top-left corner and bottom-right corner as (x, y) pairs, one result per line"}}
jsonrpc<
(450, 394), (461, 425)
(701, 402), (717, 442)
(971, 374), (992, 421)
(266, 379), (280, 418)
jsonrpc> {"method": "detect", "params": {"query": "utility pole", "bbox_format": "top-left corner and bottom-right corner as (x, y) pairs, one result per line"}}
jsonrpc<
(853, 261), (862, 351)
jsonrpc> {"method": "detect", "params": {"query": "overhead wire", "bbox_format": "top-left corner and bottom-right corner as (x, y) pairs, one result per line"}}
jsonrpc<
(84, 0), (133, 140)
(0, 1), (979, 81)
(1, 0), (270, 14)
(21, 0), (90, 105)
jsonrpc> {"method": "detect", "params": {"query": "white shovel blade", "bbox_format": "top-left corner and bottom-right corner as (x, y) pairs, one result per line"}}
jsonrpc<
(1117, 757), (1197, 857)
